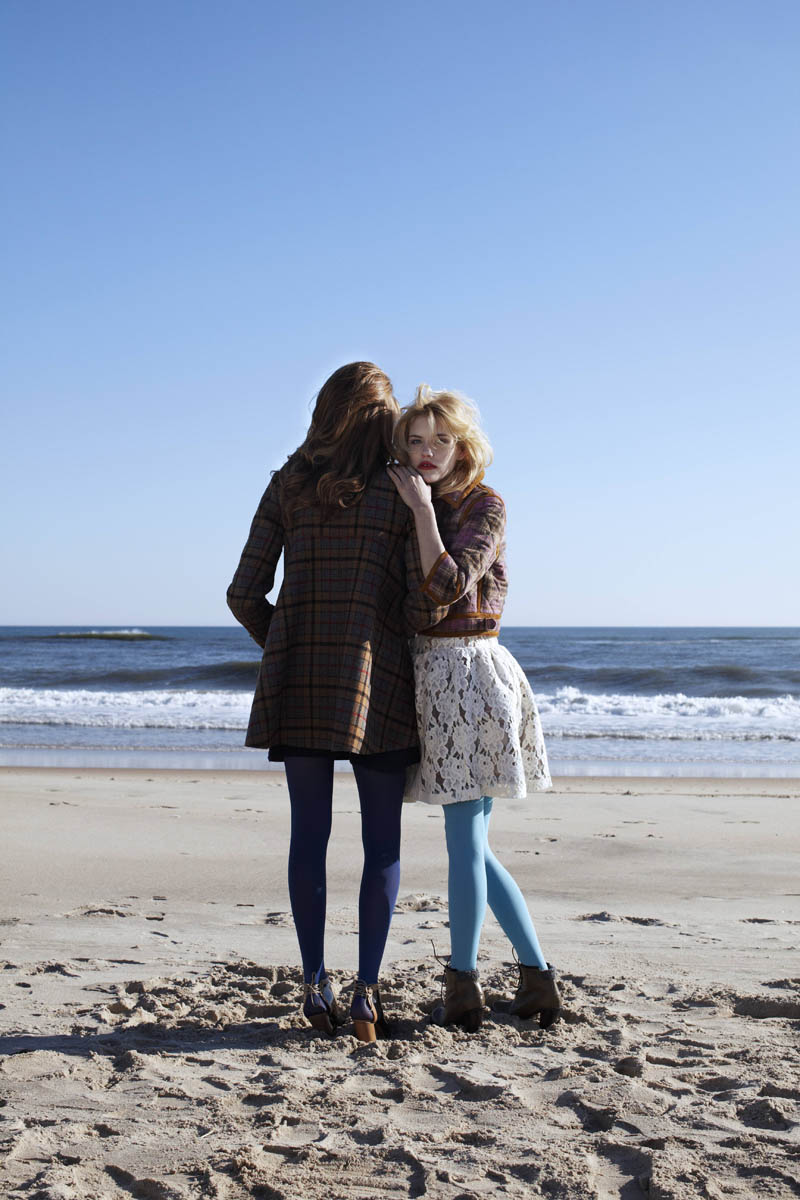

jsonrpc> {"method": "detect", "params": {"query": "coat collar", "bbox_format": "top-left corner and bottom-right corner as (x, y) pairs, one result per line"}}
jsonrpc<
(435, 472), (485, 508)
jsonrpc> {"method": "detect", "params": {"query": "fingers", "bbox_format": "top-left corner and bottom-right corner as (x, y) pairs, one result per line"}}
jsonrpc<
(388, 465), (418, 490)
(387, 464), (413, 500)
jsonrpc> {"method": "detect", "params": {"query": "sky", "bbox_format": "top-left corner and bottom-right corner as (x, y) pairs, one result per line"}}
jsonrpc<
(2, 0), (799, 626)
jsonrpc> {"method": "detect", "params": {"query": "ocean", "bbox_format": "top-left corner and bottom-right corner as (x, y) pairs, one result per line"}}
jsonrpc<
(1, 626), (799, 776)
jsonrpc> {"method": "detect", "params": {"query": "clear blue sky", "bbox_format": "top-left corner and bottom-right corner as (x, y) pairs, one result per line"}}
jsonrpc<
(3, 1), (798, 625)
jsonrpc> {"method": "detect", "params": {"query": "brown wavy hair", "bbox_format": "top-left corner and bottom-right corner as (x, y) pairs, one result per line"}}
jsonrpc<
(278, 362), (399, 523)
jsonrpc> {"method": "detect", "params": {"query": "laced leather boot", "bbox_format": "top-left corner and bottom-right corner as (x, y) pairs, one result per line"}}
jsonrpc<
(302, 971), (343, 1035)
(350, 980), (392, 1042)
(509, 962), (561, 1029)
(432, 966), (485, 1033)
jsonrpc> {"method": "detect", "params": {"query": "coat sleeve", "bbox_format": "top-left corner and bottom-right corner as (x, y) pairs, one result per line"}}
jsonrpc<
(419, 492), (506, 607)
(403, 527), (450, 633)
(226, 475), (284, 648)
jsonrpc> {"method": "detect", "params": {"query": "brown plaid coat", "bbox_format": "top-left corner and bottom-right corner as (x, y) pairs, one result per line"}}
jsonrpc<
(227, 468), (444, 753)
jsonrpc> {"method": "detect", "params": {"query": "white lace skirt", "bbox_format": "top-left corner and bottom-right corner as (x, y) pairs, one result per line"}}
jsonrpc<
(405, 635), (552, 805)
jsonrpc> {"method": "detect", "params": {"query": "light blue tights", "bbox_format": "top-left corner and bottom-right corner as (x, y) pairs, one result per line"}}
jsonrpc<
(444, 796), (548, 972)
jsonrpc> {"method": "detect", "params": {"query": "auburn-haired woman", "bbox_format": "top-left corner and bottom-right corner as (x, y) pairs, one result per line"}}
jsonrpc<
(228, 362), (430, 1041)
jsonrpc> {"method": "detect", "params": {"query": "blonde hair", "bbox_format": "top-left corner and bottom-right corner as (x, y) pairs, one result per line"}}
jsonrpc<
(393, 384), (493, 496)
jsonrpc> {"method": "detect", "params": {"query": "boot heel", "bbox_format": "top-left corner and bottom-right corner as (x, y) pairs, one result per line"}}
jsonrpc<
(308, 1010), (333, 1035)
(509, 962), (562, 1029)
(460, 1007), (484, 1033)
(351, 980), (392, 1042)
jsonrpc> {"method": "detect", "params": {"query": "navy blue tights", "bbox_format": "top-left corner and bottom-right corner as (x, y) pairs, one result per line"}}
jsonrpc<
(284, 756), (405, 985)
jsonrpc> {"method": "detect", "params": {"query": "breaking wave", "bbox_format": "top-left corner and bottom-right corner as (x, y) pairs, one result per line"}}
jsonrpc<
(47, 629), (166, 641)
(2, 685), (798, 742)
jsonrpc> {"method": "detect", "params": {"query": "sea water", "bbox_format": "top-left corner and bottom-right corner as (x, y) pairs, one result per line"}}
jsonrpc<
(1, 626), (798, 775)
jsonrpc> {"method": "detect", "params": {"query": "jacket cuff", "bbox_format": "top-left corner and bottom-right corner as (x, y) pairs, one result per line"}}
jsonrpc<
(421, 550), (452, 603)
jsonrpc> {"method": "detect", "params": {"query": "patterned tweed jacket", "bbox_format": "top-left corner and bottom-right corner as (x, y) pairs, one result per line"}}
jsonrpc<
(407, 479), (508, 638)
(227, 468), (444, 753)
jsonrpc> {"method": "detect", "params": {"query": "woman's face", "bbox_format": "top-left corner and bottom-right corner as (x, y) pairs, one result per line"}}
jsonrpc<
(405, 415), (463, 486)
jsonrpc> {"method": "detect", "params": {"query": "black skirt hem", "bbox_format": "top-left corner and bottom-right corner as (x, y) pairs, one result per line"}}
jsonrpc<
(267, 745), (419, 773)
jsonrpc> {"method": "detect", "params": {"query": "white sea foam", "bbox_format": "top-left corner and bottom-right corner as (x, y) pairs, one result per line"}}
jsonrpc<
(54, 628), (155, 640)
(536, 687), (800, 741)
(1, 685), (798, 742)
(0, 688), (252, 730)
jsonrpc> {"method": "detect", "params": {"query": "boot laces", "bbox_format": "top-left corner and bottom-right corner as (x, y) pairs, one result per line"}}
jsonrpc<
(304, 968), (330, 1010)
(431, 939), (450, 1001)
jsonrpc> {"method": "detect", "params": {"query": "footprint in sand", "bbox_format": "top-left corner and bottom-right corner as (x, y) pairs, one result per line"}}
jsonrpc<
(556, 1090), (618, 1132)
(263, 911), (293, 927)
(76, 907), (131, 918)
(761, 1082), (800, 1102)
(421, 1063), (507, 1102)
(732, 994), (800, 1019)
(93, 1123), (120, 1138)
(105, 1165), (177, 1200)
(737, 1097), (794, 1130)
(575, 911), (671, 927)
(696, 1075), (748, 1093)
(395, 894), (445, 913)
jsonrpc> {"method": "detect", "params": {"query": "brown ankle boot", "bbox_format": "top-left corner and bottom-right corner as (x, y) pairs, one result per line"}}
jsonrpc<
(432, 966), (485, 1032)
(350, 981), (393, 1043)
(509, 963), (561, 1029)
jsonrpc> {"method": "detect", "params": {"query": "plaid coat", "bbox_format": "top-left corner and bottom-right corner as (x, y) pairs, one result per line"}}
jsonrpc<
(227, 468), (443, 753)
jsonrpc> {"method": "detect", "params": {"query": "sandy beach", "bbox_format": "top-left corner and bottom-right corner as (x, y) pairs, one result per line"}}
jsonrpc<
(1, 767), (798, 1199)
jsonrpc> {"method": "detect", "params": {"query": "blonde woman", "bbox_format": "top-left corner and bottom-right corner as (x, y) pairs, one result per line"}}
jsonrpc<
(388, 385), (560, 1033)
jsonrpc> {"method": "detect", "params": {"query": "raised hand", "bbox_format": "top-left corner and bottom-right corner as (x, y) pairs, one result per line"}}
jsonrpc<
(387, 464), (435, 513)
